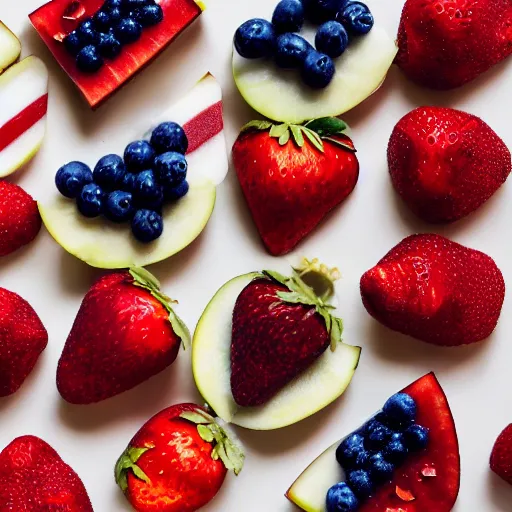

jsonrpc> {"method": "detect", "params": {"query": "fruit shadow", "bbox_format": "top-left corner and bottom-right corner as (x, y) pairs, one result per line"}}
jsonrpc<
(57, 248), (103, 296)
(485, 471), (512, 511)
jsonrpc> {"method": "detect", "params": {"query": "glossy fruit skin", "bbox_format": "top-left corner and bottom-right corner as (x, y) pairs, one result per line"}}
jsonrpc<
(165, 179), (189, 200)
(326, 482), (359, 512)
(383, 392), (417, 427)
(104, 190), (134, 222)
(76, 44), (104, 72)
(275, 33), (311, 68)
(122, 404), (227, 512)
(315, 21), (348, 58)
(347, 470), (373, 499)
(404, 424), (429, 451)
(388, 107), (511, 223)
(490, 424), (512, 485)
(150, 121), (188, 154)
(383, 432), (408, 465)
(133, 170), (164, 209)
(360, 234), (505, 346)
(98, 31), (123, 58)
(0, 436), (93, 511)
(232, 131), (359, 255)
(93, 154), (126, 190)
(131, 209), (164, 242)
(305, 0), (348, 24)
(64, 30), (84, 55)
(124, 140), (156, 171)
(367, 453), (394, 483)
(56, 161), (93, 198)
(57, 272), (180, 404)
(0, 288), (47, 396)
(115, 17), (143, 44)
(93, 10), (114, 31)
(337, 434), (366, 469)
(338, 2), (374, 35)
(154, 151), (188, 189)
(138, 4), (164, 26)
(230, 278), (330, 406)
(396, 0), (512, 89)
(0, 181), (42, 257)
(77, 182), (105, 217)
(76, 18), (100, 45)
(272, 0), (305, 33)
(234, 18), (275, 59)
(302, 50), (335, 88)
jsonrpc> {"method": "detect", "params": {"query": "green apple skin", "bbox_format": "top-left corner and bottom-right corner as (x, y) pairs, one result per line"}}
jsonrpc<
(192, 273), (361, 431)
(0, 22), (21, 73)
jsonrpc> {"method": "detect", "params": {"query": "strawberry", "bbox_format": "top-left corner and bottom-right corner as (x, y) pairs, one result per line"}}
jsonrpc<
(232, 118), (359, 256)
(0, 180), (41, 257)
(360, 234), (505, 346)
(388, 106), (511, 223)
(0, 435), (93, 511)
(0, 287), (47, 396)
(396, 0), (512, 89)
(115, 403), (244, 512)
(491, 424), (512, 485)
(57, 267), (190, 404)
(231, 259), (344, 406)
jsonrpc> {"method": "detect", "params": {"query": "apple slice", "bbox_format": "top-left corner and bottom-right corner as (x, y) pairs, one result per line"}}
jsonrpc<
(0, 56), (49, 178)
(0, 22), (21, 73)
(192, 273), (361, 431)
(39, 73), (226, 268)
(233, 19), (397, 124)
(286, 373), (460, 512)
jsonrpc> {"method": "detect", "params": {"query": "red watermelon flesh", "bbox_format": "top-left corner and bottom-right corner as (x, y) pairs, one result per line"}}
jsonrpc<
(360, 373), (460, 512)
(29, 0), (202, 109)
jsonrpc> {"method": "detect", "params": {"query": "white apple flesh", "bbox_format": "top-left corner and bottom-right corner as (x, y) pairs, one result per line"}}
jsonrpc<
(0, 22), (21, 73)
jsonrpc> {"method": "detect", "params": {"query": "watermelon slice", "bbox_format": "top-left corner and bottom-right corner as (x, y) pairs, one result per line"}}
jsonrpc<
(287, 373), (460, 512)
(29, 0), (203, 108)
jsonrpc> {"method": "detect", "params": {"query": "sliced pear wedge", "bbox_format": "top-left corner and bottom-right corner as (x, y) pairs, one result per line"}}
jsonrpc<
(0, 21), (21, 73)
(192, 273), (361, 431)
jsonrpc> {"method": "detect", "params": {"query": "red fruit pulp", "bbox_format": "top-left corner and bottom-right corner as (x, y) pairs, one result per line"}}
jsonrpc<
(360, 373), (460, 512)
(29, 0), (202, 108)
(184, 100), (222, 154)
(490, 424), (512, 485)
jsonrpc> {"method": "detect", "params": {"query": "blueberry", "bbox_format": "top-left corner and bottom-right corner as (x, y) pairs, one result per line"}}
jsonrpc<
(164, 180), (189, 201)
(154, 152), (187, 189)
(98, 32), (123, 58)
(76, 18), (100, 45)
(104, 190), (134, 222)
(103, 0), (123, 9)
(114, 18), (142, 44)
(272, 0), (305, 33)
(76, 45), (103, 73)
(137, 4), (163, 26)
(353, 449), (370, 469)
(301, 50), (335, 88)
(326, 482), (359, 512)
(55, 161), (93, 198)
(131, 209), (163, 242)
(336, 434), (365, 469)
(63, 31), (84, 56)
(363, 414), (388, 434)
(93, 154), (125, 190)
(124, 140), (155, 172)
(150, 122), (188, 154)
(347, 470), (373, 499)
(77, 183), (105, 217)
(93, 10), (113, 32)
(404, 424), (429, 451)
(315, 21), (348, 58)
(275, 33), (311, 69)
(364, 423), (392, 451)
(383, 393), (417, 427)
(337, 1), (374, 35)
(368, 452), (394, 484)
(304, 0), (348, 23)
(121, 172), (136, 192)
(105, 6), (123, 24)
(234, 18), (275, 59)
(383, 432), (409, 465)
(133, 170), (164, 209)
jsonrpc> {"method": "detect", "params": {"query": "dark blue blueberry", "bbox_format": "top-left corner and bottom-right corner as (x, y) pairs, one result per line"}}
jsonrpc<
(368, 452), (394, 484)
(337, 1), (374, 35)
(103, 0), (123, 10)
(98, 32), (123, 58)
(164, 180), (189, 201)
(383, 393), (417, 428)
(363, 415), (388, 434)
(336, 433), (365, 469)
(63, 31), (84, 56)
(121, 172), (136, 192)
(383, 432), (409, 465)
(326, 482), (359, 512)
(77, 183), (105, 217)
(315, 21), (348, 58)
(154, 152), (187, 189)
(55, 161), (93, 198)
(93, 10), (114, 32)
(364, 423), (392, 451)
(272, 0), (305, 33)
(76, 45), (104, 73)
(275, 33), (311, 69)
(137, 4), (163, 26)
(301, 50), (335, 89)
(353, 449), (370, 469)
(104, 190), (134, 222)
(234, 18), (275, 59)
(133, 170), (164, 209)
(76, 18), (100, 45)
(131, 209), (163, 242)
(105, 6), (123, 24)
(114, 18), (142, 44)
(93, 154), (126, 190)
(124, 140), (155, 172)
(150, 122), (188, 154)
(304, 0), (348, 23)
(347, 470), (373, 500)
(404, 424), (429, 451)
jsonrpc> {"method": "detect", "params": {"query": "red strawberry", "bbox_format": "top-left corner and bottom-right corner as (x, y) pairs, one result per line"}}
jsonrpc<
(0, 435), (93, 511)
(231, 259), (344, 406)
(232, 118), (359, 256)
(0, 287), (47, 396)
(115, 403), (244, 512)
(0, 180), (41, 256)
(360, 234), (505, 346)
(57, 267), (190, 404)
(388, 106), (511, 223)
(491, 424), (512, 485)
(396, 0), (512, 89)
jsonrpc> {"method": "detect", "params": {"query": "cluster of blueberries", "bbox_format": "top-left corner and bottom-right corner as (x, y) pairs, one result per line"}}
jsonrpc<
(63, 0), (164, 73)
(55, 122), (189, 243)
(326, 392), (430, 512)
(234, 0), (374, 89)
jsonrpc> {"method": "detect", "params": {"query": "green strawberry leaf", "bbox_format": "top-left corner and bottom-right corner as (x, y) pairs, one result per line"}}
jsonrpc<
(322, 136), (357, 153)
(290, 125), (305, 147)
(305, 117), (347, 137)
(240, 120), (273, 133)
(180, 410), (214, 424)
(197, 424), (215, 442)
(279, 130), (291, 145)
(301, 126), (324, 153)
(269, 123), (289, 138)
(114, 446), (152, 492)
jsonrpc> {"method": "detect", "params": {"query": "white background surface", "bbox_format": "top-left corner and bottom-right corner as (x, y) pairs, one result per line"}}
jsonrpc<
(1, 0), (512, 510)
